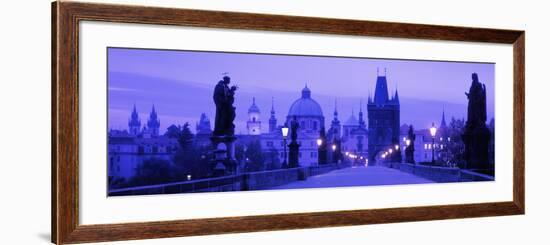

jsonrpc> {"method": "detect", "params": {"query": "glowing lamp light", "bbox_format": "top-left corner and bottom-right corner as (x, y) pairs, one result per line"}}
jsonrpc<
(389, 149), (393, 154)
(317, 138), (323, 146)
(430, 122), (437, 137)
(187, 175), (192, 181)
(281, 126), (289, 138)
(332, 144), (337, 151)
(406, 139), (411, 146)
(395, 145), (399, 150)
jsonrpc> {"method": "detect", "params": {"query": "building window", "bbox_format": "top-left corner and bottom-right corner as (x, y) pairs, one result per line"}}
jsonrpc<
(116, 156), (120, 162)
(299, 152), (302, 158)
(109, 157), (114, 171)
(152, 146), (158, 153)
(267, 141), (273, 147)
(117, 165), (120, 172)
(313, 121), (318, 130)
(300, 121), (306, 129)
(281, 141), (284, 147)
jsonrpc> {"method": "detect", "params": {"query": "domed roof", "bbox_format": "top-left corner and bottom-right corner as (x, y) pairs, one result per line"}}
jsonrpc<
(287, 85), (324, 117)
(248, 97), (260, 113)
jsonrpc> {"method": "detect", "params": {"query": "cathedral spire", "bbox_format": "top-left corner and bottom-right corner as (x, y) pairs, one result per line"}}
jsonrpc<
(358, 100), (365, 128)
(147, 104), (160, 136)
(269, 97), (277, 133)
(333, 99), (338, 117)
(440, 107), (447, 128)
(128, 104), (141, 135)
(331, 99), (340, 127)
(271, 97), (275, 115)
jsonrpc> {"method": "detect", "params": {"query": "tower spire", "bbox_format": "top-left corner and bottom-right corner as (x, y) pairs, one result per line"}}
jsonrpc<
(358, 100), (365, 128)
(440, 107), (447, 128)
(271, 97), (275, 114)
(269, 97), (277, 133)
(333, 99), (338, 117)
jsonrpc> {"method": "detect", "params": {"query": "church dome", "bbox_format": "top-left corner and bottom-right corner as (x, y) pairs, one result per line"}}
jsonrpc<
(287, 85), (324, 117)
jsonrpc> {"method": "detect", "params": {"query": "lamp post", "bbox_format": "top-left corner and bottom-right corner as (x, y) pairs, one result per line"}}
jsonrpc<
(430, 122), (438, 165)
(281, 125), (289, 168)
(317, 138), (323, 164)
(405, 139), (411, 163)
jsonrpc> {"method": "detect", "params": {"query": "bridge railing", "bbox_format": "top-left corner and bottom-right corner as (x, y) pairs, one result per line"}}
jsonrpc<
(385, 162), (494, 182)
(109, 162), (348, 196)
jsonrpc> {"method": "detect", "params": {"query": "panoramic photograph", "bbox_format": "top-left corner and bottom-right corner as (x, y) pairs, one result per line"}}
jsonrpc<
(106, 47), (495, 196)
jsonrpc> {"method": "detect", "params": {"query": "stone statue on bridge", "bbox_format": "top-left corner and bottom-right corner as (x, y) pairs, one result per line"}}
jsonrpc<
(462, 73), (491, 170)
(405, 125), (416, 163)
(211, 75), (238, 176)
(288, 116), (301, 168)
(213, 75), (237, 136)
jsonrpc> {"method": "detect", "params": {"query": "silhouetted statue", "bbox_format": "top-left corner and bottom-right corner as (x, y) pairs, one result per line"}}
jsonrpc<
(290, 116), (299, 142)
(462, 73), (491, 170)
(318, 127), (328, 165)
(465, 73), (487, 128)
(213, 76), (238, 136)
(211, 75), (238, 176)
(405, 125), (416, 163)
(288, 116), (301, 168)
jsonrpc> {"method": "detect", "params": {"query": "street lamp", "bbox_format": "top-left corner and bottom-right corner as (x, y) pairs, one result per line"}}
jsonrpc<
(317, 138), (323, 147)
(405, 139), (411, 147)
(430, 122), (437, 165)
(281, 125), (289, 168)
(332, 144), (337, 151)
(395, 145), (399, 150)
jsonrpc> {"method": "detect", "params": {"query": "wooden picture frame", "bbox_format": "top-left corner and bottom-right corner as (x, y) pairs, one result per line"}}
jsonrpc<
(52, 1), (525, 244)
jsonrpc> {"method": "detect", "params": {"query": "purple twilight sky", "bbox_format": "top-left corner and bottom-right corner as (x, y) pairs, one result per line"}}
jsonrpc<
(107, 47), (495, 134)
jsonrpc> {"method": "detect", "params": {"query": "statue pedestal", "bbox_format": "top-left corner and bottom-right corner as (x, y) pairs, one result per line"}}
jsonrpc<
(462, 124), (491, 170)
(210, 135), (237, 176)
(288, 141), (300, 168)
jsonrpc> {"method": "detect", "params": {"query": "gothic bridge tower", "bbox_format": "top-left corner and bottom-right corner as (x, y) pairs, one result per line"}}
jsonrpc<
(367, 69), (400, 163)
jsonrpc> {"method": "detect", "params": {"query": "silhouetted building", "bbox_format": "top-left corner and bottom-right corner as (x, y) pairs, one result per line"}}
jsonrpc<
(128, 104), (141, 135)
(246, 97), (261, 135)
(341, 103), (368, 158)
(327, 100), (342, 163)
(109, 104), (178, 181)
(269, 97), (277, 133)
(368, 70), (400, 163)
(285, 85), (325, 166)
(146, 105), (160, 137)
(195, 113), (213, 147)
